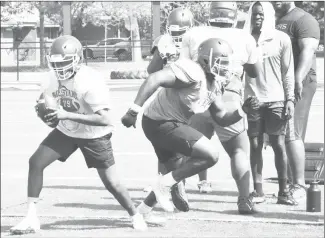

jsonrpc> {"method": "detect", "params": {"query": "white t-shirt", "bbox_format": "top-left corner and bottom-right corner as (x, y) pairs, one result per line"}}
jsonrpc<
(41, 65), (113, 139)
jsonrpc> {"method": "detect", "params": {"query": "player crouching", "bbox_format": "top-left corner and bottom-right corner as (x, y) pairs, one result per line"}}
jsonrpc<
(10, 35), (147, 235)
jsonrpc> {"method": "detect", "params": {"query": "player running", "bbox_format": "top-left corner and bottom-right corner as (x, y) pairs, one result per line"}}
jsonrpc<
(141, 7), (194, 214)
(121, 37), (260, 215)
(179, 1), (264, 214)
(10, 35), (147, 235)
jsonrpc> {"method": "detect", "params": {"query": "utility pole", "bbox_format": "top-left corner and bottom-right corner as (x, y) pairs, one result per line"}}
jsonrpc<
(62, 2), (71, 35)
(152, 1), (160, 40)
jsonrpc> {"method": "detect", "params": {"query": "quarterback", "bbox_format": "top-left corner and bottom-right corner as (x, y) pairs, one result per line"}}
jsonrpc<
(10, 35), (147, 234)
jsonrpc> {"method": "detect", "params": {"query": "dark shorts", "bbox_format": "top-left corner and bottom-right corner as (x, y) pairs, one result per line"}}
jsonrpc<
(286, 73), (317, 142)
(41, 129), (115, 169)
(247, 101), (288, 137)
(142, 115), (204, 163)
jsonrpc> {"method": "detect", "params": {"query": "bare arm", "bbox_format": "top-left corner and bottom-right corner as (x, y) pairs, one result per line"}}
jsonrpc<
(208, 95), (245, 127)
(295, 37), (319, 84)
(134, 67), (191, 107)
(65, 109), (113, 126)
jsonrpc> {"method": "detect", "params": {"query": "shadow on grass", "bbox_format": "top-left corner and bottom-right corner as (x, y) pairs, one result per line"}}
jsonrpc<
(41, 218), (131, 231)
(186, 189), (238, 197)
(1, 225), (11, 233)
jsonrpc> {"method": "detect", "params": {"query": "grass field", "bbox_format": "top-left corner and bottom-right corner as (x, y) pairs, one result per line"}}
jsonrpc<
(1, 84), (324, 237)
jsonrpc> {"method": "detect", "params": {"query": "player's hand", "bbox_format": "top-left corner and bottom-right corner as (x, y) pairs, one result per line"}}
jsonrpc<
(284, 100), (295, 120)
(294, 81), (303, 101)
(242, 96), (260, 114)
(44, 106), (69, 122)
(121, 110), (137, 128)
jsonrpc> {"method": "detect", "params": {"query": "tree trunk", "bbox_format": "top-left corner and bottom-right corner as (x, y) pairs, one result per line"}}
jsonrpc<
(39, 6), (46, 67)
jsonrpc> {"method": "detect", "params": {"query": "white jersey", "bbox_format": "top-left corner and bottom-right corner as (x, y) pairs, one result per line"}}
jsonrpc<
(152, 34), (180, 66)
(41, 65), (112, 139)
(144, 58), (218, 124)
(181, 26), (258, 77)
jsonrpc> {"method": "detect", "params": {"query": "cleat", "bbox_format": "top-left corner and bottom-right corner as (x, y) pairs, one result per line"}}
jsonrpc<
(197, 180), (212, 193)
(142, 212), (167, 226)
(10, 216), (40, 235)
(250, 190), (266, 204)
(171, 182), (190, 212)
(277, 191), (298, 206)
(238, 196), (259, 214)
(289, 184), (307, 201)
(131, 213), (148, 231)
(152, 175), (174, 212)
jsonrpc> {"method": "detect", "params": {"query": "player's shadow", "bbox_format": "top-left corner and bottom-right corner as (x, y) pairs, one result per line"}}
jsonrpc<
(54, 202), (130, 212)
(186, 189), (238, 197)
(44, 185), (150, 193)
(215, 209), (324, 222)
(41, 218), (131, 230)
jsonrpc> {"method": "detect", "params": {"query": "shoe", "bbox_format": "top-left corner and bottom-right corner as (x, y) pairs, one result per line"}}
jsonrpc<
(171, 182), (190, 212)
(289, 184), (307, 201)
(237, 196), (259, 214)
(249, 190), (266, 204)
(277, 191), (298, 206)
(142, 212), (167, 226)
(131, 213), (148, 231)
(10, 216), (40, 235)
(143, 186), (152, 193)
(152, 175), (174, 212)
(197, 180), (212, 193)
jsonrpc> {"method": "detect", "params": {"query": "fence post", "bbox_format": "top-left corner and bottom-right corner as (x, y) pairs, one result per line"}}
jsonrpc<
(85, 42), (88, 65)
(16, 48), (19, 82)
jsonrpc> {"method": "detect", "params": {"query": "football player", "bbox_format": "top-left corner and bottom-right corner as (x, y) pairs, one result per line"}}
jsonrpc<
(179, 1), (263, 213)
(10, 35), (148, 235)
(141, 7), (194, 214)
(121, 37), (260, 214)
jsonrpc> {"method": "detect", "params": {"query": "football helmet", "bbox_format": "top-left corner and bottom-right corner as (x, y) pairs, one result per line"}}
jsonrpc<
(166, 7), (194, 48)
(47, 35), (83, 80)
(208, 2), (238, 28)
(197, 38), (236, 85)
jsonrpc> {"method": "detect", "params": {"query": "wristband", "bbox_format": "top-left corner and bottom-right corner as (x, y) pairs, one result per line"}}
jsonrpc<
(129, 103), (142, 115)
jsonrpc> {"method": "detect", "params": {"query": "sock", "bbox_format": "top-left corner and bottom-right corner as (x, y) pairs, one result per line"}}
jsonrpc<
(27, 197), (38, 217)
(137, 202), (153, 214)
(254, 183), (264, 195)
(278, 179), (287, 193)
(161, 172), (177, 187)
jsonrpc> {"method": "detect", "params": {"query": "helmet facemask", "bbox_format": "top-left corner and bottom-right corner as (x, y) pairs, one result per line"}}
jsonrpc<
(166, 24), (189, 48)
(47, 54), (80, 80)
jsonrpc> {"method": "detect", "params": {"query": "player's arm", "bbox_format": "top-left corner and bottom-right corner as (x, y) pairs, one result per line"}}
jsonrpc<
(147, 48), (166, 74)
(295, 15), (320, 84)
(295, 37), (319, 84)
(134, 67), (191, 107)
(208, 95), (260, 127)
(63, 109), (113, 126)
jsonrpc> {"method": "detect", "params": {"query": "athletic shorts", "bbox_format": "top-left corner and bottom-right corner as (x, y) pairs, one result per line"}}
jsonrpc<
(142, 115), (204, 163)
(286, 73), (317, 142)
(247, 101), (288, 137)
(189, 90), (246, 142)
(41, 129), (115, 169)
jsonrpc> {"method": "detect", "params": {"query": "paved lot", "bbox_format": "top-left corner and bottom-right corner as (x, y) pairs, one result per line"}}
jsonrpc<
(1, 84), (324, 237)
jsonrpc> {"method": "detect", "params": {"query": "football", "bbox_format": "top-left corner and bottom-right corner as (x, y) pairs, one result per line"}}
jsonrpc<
(36, 93), (60, 128)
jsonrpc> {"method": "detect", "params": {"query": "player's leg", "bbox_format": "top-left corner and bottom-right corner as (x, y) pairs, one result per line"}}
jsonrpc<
(247, 107), (265, 203)
(141, 116), (219, 212)
(79, 133), (147, 231)
(221, 130), (257, 213)
(10, 129), (77, 235)
(188, 113), (214, 193)
(265, 103), (297, 205)
(286, 77), (317, 201)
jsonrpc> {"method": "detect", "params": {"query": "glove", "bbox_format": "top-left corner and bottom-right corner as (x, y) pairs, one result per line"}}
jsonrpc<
(242, 96), (261, 114)
(121, 109), (138, 128)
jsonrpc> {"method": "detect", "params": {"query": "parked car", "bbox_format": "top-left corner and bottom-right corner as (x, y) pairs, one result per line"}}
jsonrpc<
(113, 39), (152, 61)
(82, 38), (128, 59)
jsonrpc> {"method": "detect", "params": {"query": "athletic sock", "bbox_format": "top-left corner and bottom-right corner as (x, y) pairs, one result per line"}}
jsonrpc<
(161, 172), (177, 187)
(137, 201), (153, 214)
